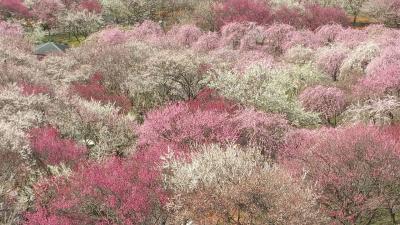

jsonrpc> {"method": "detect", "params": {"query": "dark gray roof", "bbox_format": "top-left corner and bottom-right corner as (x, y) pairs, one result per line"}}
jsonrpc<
(34, 42), (69, 55)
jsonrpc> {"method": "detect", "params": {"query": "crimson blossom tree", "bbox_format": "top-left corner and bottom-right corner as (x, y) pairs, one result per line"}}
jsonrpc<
(78, 0), (101, 13)
(24, 156), (168, 225)
(29, 126), (87, 166)
(71, 73), (132, 113)
(19, 82), (51, 96)
(280, 125), (400, 225)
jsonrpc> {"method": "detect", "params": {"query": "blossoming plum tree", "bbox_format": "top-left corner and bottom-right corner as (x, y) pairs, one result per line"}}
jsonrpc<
(281, 125), (400, 224)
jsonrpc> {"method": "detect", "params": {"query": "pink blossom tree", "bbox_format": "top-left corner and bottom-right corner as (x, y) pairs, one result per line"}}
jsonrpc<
(0, 20), (23, 37)
(315, 24), (344, 44)
(129, 20), (164, 42)
(78, 0), (101, 13)
(315, 45), (349, 81)
(167, 24), (203, 48)
(280, 125), (400, 225)
(31, 0), (65, 28)
(97, 27), (128, 45)
(303, 4), (349, 30)
(139, 97), (290, 159)
(239, 24), (267, 51)
(219, 22), (252, 49)
(213, 0), (273, 29)
(137, 102), (238, 150)
(366, 45), (400, 77)
(355, 65), (400, 98)
(299, 85), (346, 125)
(264, 23), (295, 55)
(335, 28), (368, 48)
(0, 0), (30, 17)
(186, 88), (238, 113)
(230, 108), (290, 159)
(283, 30), (321, 51)
(273, 6), (305, 28)
(233, 50), (274, 72)
(191, 32), (220, 52)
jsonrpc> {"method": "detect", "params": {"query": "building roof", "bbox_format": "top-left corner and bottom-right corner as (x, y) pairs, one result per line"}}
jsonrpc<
(34, 42), (69, 55)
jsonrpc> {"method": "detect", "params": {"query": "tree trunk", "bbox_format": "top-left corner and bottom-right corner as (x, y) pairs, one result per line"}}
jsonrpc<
(353, 14), (358, 26)
(389, 208), (396, 225)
